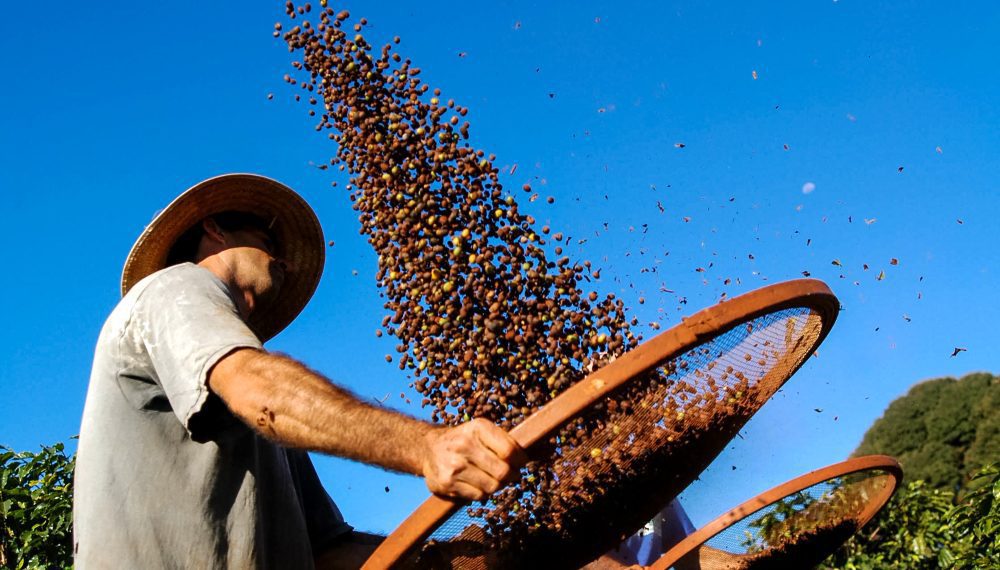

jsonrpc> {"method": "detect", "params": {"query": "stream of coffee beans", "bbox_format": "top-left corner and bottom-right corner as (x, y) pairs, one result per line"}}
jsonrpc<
(279, 2), (639, 431)
(278, 4), (816, 565)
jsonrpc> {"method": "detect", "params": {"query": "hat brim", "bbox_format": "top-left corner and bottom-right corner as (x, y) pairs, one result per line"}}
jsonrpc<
(121, 173), (325, 341)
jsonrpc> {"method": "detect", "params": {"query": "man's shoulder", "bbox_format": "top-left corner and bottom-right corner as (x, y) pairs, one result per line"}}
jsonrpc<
(131, 263), (222, 295)
(106, 264), (235, 329)
(99, 262), (255, 349)
(121, 263), (234, 309)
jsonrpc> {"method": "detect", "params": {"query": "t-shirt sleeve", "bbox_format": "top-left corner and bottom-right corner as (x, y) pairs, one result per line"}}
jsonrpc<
(131, 265), (263, 440)
(286, 450), (354, 552)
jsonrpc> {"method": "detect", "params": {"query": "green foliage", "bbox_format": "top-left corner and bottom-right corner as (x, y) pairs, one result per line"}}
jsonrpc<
(823, 480), (958, 569)
(829, 372), (1000, 568)
(946, 464), (1000, 569)
(967, 393), (1000, 477)
(821, 463), (1000, 569)
(0, 442), (75, 569)
(854, 372), (1000, 495)
(743, 491), (814, 552)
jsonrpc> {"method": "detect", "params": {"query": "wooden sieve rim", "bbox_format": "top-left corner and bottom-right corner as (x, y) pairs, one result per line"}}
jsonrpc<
(649, 455), (903, 570)
(363, 278), (839, 569)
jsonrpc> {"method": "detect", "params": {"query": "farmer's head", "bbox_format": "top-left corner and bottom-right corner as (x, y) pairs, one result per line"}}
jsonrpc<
(121, 174), (325, 340)
(167, 211), (287, 316)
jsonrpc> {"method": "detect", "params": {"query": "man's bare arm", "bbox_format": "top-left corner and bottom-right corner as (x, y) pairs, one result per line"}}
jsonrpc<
(208, 348), (522, 500)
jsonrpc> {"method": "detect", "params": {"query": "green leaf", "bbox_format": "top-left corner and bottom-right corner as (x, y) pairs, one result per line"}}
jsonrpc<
(938, 545), (955, 566)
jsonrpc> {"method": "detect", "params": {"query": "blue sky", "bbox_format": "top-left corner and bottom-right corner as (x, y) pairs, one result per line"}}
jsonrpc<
(2, 1), (997, 534)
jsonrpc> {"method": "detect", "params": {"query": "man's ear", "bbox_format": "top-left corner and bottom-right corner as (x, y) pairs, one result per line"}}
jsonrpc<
(202, 217), (227, 246)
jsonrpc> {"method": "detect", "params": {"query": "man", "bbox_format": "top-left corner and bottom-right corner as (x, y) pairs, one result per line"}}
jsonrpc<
(74, 173), (523, 568)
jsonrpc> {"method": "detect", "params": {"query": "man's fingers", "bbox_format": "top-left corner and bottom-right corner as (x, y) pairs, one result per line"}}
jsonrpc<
(427, 462), (498, 501)
(443, 427), (508, 492)
(448, 480), (489, 502)
(454, 466), (502, 498)
(471, 419), (526, 472)
(463, 439), (512, 484)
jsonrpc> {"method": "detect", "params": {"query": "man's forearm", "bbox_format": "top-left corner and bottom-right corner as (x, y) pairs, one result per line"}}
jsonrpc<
(210, 348), (436, 475)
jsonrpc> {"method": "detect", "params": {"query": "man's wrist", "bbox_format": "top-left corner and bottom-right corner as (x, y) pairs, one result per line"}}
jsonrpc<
(416, 423), (444, 475)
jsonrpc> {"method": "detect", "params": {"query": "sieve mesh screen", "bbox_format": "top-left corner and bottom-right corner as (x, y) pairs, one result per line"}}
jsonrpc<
(409, 305), (825, 569)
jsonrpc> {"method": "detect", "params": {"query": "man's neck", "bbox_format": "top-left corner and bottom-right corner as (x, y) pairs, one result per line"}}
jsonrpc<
(197, 257), (253, 319)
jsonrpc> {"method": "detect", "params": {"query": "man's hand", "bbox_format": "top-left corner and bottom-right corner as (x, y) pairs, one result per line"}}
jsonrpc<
(421, 419), (525, 501)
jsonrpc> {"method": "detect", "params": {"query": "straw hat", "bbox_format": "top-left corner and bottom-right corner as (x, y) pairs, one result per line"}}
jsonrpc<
(121, 173), (325, 341)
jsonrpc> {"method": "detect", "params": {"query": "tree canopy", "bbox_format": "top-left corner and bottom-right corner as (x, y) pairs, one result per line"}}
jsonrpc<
(853, 371), (1000, 494)
(829, 371), (1000, 568)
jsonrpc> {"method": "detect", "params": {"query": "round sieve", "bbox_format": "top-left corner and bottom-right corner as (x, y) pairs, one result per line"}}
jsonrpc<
(364, 279), (840, 569)
(650, 455), (902, 570)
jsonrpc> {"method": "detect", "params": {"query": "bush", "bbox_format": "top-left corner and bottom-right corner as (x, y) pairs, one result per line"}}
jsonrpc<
(946, 464), (1000, 569)
(822, 480), (957, 569)
(824, 463), (1000, 569)
(0, 442), (75, 569)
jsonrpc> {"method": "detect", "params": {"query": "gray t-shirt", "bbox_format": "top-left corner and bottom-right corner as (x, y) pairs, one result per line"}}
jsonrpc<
(74, 263), (352, 569)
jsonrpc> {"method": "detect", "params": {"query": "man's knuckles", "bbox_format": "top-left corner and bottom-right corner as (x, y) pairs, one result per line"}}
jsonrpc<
(493, 439), (518, 461)
(434, 457), (465, 481)
(493, 463), (512, 483)
(439, 426), (477, 448)
(484, 478), (501, 494)
(468, 418), (492, 430)
(463, 489), (486, 502)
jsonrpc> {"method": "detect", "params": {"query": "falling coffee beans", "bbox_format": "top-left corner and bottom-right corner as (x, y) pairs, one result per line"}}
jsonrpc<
(279, 4), (818, 563)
